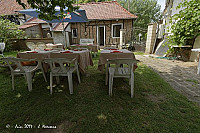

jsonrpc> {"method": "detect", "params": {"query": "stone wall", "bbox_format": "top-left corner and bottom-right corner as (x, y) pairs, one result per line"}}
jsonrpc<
(24, 25), (42, 38)
(145, 23), (157, 54)
(52, 32), (70, 47)
(11, 38), (53, 50)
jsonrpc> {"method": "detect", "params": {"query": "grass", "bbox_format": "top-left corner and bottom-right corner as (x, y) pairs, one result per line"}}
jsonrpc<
(3, 51), (20, 57)
(186, 79), (199, 84)
(0, 51), (200, 133)
(134, 51), (145, 55)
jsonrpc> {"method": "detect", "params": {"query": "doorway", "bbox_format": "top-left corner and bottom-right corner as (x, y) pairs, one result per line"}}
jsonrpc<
(97, 26), (105, 46)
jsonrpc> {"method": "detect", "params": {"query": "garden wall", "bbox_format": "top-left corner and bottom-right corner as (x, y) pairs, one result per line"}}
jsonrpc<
(11, 38), (53, 50)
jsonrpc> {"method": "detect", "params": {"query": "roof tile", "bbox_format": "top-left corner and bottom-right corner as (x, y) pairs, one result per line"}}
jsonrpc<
(78, 1), (137, 20)
(21, 17), (68, 31)
(53, 22), (69, 31)
(0, 0), (29, 15)
(26, 17), (47, 24)
(19, 23), (38, 29)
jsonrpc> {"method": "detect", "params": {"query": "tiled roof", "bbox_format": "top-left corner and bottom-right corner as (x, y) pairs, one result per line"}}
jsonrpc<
(19, 23), (38, 29)
(19, 17), (46, 29)
(78, 1), (137, 20)
(20, 17), (68, 31)
(53, 22), (69, 31)
(26, 17), (47, 24)
(0, 1), (136, 20)
(0, 0), (29, 15)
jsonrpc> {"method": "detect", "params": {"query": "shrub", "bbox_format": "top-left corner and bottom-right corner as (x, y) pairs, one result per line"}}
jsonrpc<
(0, 16), (25, 51)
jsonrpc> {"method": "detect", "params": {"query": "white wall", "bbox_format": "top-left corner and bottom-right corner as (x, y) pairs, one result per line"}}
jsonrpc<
(52, 24), (70, 46)
(171, 0), (182, 16)
(41, 24), (50, 28)
(190, 36), (200, 62)
(25, 25), (41, 38)
(171, 0), (190, 16)
(164, 0), (190, 35)
(145, 23), (157, 54)
(66, 24), (71, 32)
(52, 32), (69, 46)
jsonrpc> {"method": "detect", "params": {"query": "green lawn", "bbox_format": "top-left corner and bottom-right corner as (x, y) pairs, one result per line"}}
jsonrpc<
(0, 51), (200, 133)
(134, 51), (145, 55)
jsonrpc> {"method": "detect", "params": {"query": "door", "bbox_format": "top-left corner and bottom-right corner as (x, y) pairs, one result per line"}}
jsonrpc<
(97, 26), (105, 46)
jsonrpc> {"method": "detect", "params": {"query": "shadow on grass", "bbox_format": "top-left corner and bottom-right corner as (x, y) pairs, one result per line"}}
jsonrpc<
(0, 53), (200, 133)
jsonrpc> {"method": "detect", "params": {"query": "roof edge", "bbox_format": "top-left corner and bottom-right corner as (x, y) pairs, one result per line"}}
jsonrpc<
(114, 1), (138, 18)
(77, 1), (117, 6)
(76, 1), (137, 19)
(87, 18), (137, 21)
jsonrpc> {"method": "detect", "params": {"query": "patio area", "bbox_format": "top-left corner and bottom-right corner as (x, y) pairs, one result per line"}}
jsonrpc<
(0, 51), (200, 132)
(136, 55), (200, 105)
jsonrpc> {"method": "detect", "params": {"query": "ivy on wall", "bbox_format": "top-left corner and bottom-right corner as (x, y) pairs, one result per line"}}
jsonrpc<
(167, 0), (200, 47)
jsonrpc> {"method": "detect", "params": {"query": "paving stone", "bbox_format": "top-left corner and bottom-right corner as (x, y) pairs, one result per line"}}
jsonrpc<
(136, 55), (200, 105)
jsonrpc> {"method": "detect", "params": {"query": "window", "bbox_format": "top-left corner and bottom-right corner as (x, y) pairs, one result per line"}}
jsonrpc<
(72, 29), (78, 38)
(112, 23), (123, 38)
(42, 28), (51, 38)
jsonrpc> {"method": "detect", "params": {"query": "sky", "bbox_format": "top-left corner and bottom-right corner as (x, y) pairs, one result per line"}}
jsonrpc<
(157, 0), (165, 11)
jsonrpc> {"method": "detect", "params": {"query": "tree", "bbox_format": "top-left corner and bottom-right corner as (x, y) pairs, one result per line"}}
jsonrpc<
(167, 0), (200, 47)
(117, 0), (162, 29)
(16, 0), (79, 20)
(0, 16), (24, 51)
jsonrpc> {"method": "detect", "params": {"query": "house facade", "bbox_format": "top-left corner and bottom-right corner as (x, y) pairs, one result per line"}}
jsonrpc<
(1, 1), (137, 48)
(70, 19), (133, 46)
(18, 1), (137, 48)
(19, 18), (49, 38)
(163, 0), (187, 35)
(0, 0), (30, 25)
(0, 0), (70, 46)
(162, 0), (200, 62)
(19, 18), (71, 46)
(146, 0), (199, 61)
(70, 1), (137, 47)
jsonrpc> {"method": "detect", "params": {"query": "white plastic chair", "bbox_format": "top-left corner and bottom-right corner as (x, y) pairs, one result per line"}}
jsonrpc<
(0, 43), (5, 57)
(80, 39), (94, 45)
(3, 57), (47, 92)
(106, 58), (137, 98)
(26, 42), (37, 51)
(79, 39), (97, 57)
(43, 58), (81, 95)
(36, 42), (47, 50)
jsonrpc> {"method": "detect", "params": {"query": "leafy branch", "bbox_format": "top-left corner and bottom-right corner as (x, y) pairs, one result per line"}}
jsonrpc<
(167, 0), (200, 48)
(0, 16), (24, 43)
(0, 16), (25, 51)
(16, 0), (79, 20)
